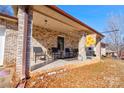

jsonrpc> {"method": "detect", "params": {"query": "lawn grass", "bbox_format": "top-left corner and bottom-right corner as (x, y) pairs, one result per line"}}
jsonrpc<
(26, 58), (124, 88)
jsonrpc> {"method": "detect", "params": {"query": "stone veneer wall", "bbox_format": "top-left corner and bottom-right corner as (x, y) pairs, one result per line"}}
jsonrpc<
(0, 18), (18, 66)
(32, 25), (79, 59)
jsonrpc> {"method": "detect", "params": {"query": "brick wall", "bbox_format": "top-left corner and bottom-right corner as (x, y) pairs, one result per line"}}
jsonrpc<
(0, 18), (18, 66)
(4, 28), (17, 66)
(32, 25), (79, 60)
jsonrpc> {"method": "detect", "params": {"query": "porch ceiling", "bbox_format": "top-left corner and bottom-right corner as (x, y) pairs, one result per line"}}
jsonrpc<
(33, 11), (80, 38)
(12, 5), (103, 38)
(33, 6), (95, 38)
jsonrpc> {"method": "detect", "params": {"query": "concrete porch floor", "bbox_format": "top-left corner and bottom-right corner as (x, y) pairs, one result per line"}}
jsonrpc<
(31, 58), (77, 71)
(31, 57), (99, 73)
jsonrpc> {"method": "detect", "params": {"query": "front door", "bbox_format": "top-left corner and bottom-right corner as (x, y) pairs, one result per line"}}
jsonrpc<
(0, 27), (5, 66)
(57, 36), (64, 51)
(57, 36), (64, 58)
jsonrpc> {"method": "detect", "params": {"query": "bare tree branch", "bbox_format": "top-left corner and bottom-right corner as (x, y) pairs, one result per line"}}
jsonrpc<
(106, 13), (124, 58)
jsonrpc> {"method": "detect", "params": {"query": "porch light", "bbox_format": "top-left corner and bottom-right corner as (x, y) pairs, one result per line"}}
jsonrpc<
(44, 19), (47, 23)
(43, 19), (48, 31)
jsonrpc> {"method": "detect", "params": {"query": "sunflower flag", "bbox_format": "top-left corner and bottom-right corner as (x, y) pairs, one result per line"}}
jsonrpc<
(86, 35), (96, 47)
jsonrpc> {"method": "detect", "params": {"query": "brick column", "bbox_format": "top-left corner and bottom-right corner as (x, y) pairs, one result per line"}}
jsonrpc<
(95, 38), (101, 59)
(78, 32), (87, 61)
(16, 6), (33, 80)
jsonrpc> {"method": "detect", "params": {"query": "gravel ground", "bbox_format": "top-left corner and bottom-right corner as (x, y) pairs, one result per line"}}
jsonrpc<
(26, 58), (124, 88)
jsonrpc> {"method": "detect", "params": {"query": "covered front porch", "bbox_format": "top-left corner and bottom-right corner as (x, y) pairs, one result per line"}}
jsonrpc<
(13, 5), (103, 80)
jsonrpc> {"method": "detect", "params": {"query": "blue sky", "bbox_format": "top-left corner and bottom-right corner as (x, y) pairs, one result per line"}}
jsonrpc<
(0, 5), (13, 15)
(57, 5), (124, 34)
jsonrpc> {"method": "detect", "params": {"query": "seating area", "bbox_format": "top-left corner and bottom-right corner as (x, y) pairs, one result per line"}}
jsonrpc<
(33, 47), (78, 63)
(50, 47), (78, 60)
(33, 46), (98, 63)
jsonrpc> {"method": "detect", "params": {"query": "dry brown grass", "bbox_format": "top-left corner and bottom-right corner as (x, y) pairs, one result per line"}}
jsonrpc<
(26, 58), (124, 88)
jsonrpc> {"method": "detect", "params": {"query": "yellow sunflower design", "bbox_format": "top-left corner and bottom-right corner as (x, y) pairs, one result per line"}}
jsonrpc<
(86, 35), (96, 47)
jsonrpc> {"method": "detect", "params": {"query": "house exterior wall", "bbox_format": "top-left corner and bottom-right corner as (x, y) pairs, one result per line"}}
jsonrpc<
(32, 25), (79, 60)
(0, 18), (18, 66)
(95, 38), (101, 59)
(0, 17), (102, 66)
(101, 48), (106, 57)
(101, 43), (107, 57)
